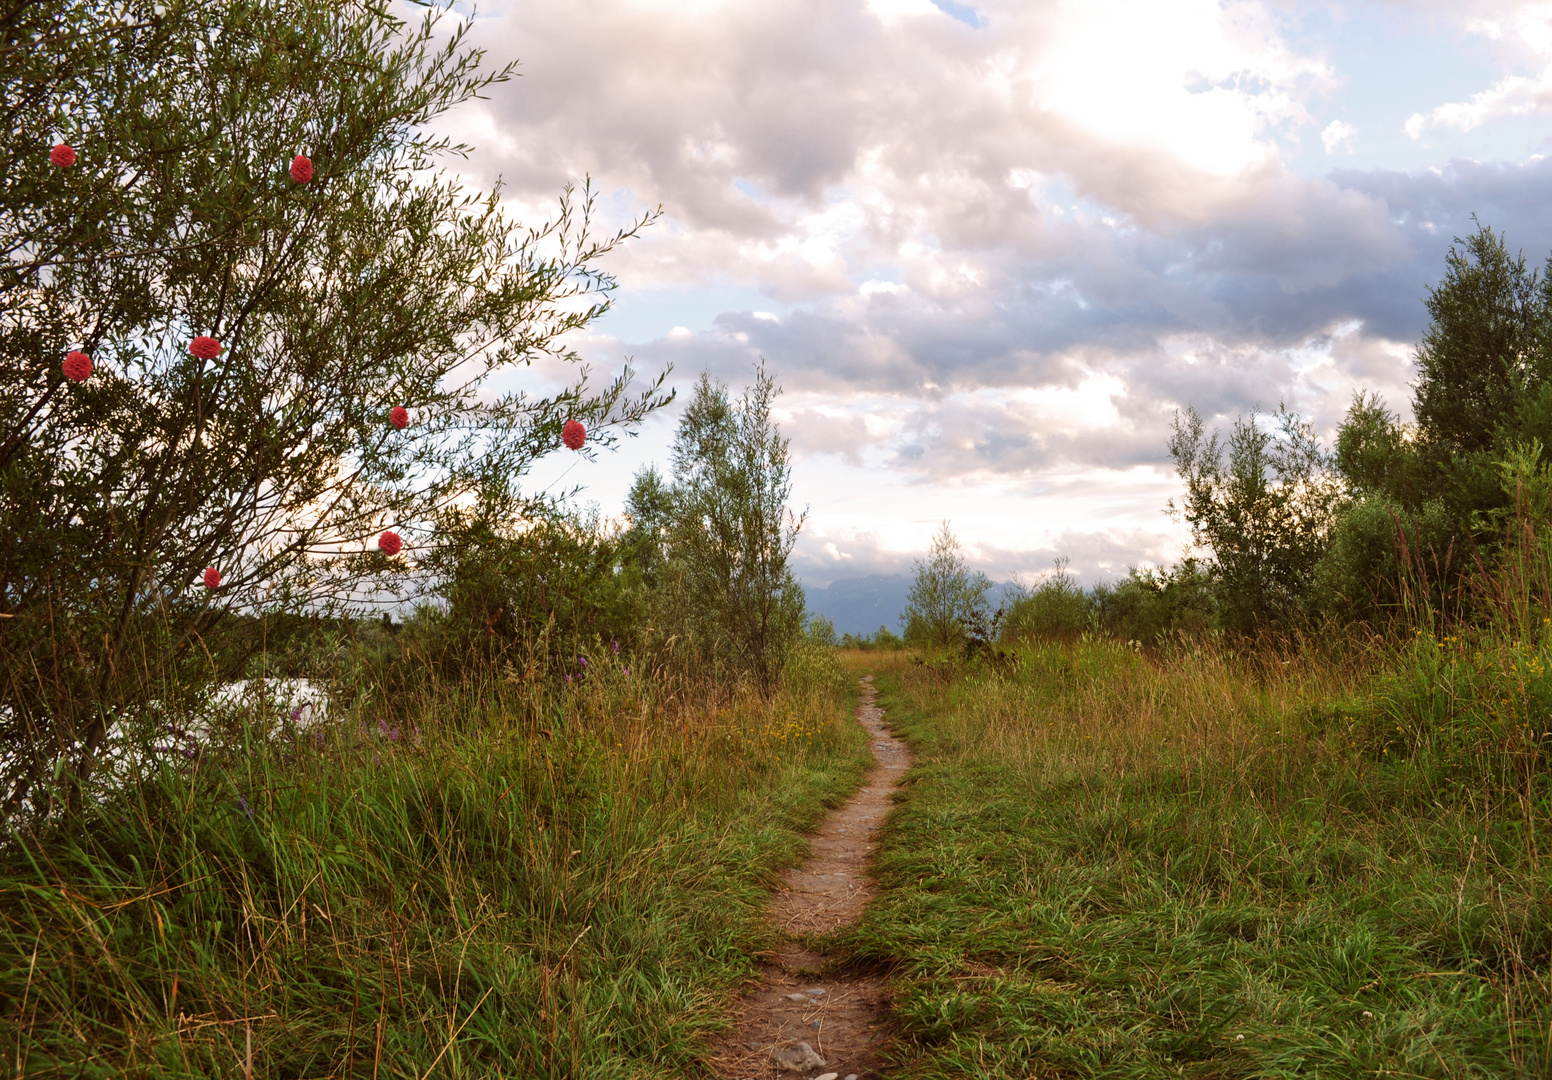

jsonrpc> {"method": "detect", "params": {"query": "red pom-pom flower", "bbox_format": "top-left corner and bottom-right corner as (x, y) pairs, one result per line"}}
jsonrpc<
(203, 567), (220, 589)
(290, 154), (313, 183)
(63, 351), (92, 382)
(189, 336), (221, 359)
(50, 144), (76, 168)
(389, 406), (409, 430)
(562, 419), (586, 450)
(377, 530), (402, 556)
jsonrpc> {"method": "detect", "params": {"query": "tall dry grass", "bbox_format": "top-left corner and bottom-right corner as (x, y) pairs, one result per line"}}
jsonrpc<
(849, 633), (1552, 1078)
(0, 638), (868, 1079)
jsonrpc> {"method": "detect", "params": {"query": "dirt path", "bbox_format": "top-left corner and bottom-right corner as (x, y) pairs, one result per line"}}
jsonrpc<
(711, 675), (910, 1080)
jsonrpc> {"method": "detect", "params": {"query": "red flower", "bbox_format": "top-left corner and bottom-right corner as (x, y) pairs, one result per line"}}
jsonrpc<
(50, 144), (76, 168)
(390, 406), (409, 429)
(377, 530), (402, 556)
(203, 567), (220, 589)
(562, 419), (586, 450)
(290, 154), (313, 183)
(189, 336), (221, 359)
(63, 351), (92, 382)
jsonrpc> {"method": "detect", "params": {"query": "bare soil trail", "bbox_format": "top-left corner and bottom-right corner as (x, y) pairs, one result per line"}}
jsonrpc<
(710, 675), (910, 1080)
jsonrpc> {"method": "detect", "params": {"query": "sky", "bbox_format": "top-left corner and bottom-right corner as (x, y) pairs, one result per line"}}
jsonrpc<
(431, 0), (1552, 588)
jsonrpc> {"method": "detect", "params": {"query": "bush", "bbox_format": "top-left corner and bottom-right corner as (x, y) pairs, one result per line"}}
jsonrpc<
(0, 0), (668, 821)
(623, 365), (805, 696)
(1001, 558), (1092, 642)
(1091, 559), (1218, 643)
(1311, 497), (1460, 624)
(1169, 405), (1342, 631)
(902, 522), (992, 649)
(421, 507), (640, 677)
(839, 625), (905, 651)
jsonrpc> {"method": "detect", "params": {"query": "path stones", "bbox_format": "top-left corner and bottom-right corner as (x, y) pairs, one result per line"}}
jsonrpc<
(768, 1041), (826, 1071)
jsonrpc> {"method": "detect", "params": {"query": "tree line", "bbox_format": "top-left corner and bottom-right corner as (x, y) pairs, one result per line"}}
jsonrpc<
(888, 222), (1552, 650)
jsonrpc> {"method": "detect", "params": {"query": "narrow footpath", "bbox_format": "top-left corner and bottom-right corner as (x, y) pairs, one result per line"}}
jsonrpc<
(711, 675), (911, 1080)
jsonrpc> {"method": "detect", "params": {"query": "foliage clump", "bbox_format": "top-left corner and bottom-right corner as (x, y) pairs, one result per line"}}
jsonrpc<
(901, 521), (995, 650)
(622, 364), (807, 695)
(1, 0), (668, 818)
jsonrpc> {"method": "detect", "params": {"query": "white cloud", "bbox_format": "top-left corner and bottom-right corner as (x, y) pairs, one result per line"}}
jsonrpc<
(1405, 2), (1552, 137)
(1405, 70), (1552, 137)
(865, 0), (941, 26)
(1321, 119), (1357, 154)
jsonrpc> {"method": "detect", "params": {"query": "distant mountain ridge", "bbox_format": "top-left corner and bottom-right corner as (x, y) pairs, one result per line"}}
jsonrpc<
(800, 574), (912, 637)
(801, 574), (1026, 638)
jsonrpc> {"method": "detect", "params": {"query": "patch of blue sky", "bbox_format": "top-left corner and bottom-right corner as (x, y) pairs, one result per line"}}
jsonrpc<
(931, 0), (986, 30)
(591, 282), (799, 345)
(1276, 5), (1529, 177)
(1035, 176), (1127, 227)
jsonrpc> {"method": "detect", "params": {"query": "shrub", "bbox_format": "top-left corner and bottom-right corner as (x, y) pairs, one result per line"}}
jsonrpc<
(1091, 559), (1218, 643)
(1001, 558), (1092, 642)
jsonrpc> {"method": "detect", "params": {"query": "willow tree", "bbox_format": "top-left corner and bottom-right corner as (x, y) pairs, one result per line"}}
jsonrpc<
(628, 365), (806, 694)
(902, 521), (991, 649)
(0, 0), (668, 817)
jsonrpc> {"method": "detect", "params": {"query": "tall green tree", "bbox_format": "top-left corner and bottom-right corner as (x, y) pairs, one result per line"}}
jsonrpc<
(1169, 405), (1342, 630)
(902, 521), (991, 648)
(0, 0), (668, 817)
(1413, 223), (1546, 459)
(627, 364), (806, 694)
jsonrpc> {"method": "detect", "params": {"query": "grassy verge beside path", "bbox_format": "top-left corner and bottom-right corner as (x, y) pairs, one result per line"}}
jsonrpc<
(846, 641), (1552, 1078)
(0, 644), (870, 1079)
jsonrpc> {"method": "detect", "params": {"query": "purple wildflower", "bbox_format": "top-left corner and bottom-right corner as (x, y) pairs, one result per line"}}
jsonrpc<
(377, 718), (389, 737)
(239, 796), (253, 820)
(565, 674), (572, 684)
(611, 638), (619, 654)
(290, 707), (302, 722)
(623, 667), (629, 676)
(388, 726), (399, 741)
(578, 656), (588, 669)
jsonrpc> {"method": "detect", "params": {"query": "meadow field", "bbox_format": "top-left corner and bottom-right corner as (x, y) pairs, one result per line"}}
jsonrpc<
(0, 638), (870, 1079)
(844, 632), (1552, 1078)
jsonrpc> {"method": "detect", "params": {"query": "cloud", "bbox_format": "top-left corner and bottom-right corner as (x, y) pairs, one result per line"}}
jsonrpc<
(1404, 1), (1552, 137)
(1405, 70), (1552, 137)
(1321, 119), (1357, 154)
(790, 518), (1188, 587)
(433, 0), (1552, 579)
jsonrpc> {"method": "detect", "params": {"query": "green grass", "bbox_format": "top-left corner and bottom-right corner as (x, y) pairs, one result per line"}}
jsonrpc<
(0, 642), (870, 1078)
(847, 638), (1552, 1078)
